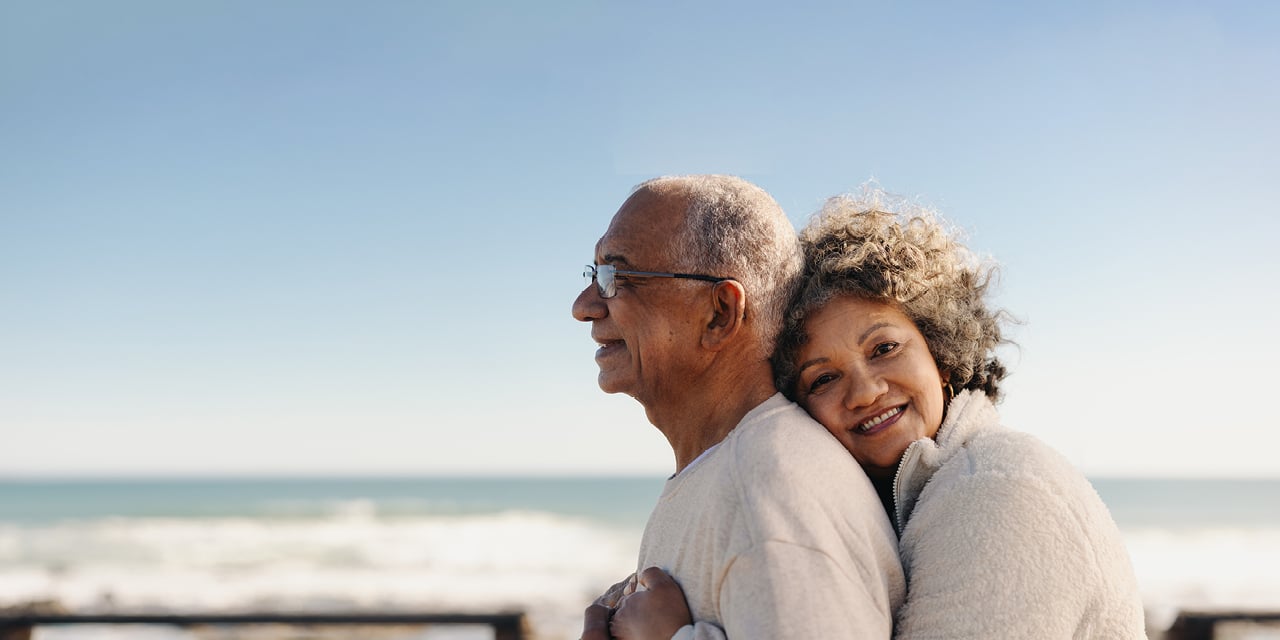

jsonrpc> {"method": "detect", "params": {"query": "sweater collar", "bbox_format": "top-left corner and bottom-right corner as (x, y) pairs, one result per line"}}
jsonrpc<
(892, 389), (1001, 534)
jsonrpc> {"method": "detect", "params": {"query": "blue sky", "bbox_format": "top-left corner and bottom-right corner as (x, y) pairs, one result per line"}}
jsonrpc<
(3, 1), (1277, 477)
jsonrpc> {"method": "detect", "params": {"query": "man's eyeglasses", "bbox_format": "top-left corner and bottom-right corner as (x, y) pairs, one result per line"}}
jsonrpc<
(583, 264), (732, 299)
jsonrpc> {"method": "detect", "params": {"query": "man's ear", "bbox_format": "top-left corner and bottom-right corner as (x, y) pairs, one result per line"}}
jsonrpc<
(703, 280), (747, 351)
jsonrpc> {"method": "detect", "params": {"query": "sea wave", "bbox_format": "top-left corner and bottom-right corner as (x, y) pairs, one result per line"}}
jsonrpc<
(5, 510), (1280, 638)
(0, 510), (640, 639)
(1124, 526), (1280, 629)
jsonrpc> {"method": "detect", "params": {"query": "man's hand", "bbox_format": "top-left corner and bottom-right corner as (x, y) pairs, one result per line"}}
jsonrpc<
(582, 573), (638, 640)
(610, 567), (693, 640)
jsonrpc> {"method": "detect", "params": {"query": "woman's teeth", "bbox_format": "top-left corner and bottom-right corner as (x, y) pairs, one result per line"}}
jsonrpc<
(857, 406), (903, 433)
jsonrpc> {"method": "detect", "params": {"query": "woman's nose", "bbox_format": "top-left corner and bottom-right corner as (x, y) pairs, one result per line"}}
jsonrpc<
(843, 367), (887, 411)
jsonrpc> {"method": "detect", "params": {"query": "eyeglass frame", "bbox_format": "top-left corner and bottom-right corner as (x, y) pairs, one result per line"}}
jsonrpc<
(583, 263), (733, 299)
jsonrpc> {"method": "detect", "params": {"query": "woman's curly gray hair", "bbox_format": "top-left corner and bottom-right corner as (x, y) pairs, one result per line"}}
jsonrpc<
(773, 188), (1009, 402)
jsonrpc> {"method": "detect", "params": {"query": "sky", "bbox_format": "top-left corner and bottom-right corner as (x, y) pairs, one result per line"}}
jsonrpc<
(2, 1), (1277, 478)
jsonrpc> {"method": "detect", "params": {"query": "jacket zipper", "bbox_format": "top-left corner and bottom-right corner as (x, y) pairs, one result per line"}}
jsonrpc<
(891, 442), (923, 536)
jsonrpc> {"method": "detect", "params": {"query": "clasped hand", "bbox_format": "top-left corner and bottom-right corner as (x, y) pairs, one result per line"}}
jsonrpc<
(581, 567), (693, 640)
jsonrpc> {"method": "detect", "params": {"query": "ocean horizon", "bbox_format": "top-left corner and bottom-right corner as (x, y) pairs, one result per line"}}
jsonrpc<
(3, 475), (1278, 638)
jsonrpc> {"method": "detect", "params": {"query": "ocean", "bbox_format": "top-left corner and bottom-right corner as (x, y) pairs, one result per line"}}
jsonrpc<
(2, 476), (1278, 639)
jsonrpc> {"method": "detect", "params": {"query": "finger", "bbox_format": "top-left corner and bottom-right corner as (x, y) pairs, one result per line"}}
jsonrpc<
(637, 566), (675, 590)
(609, 592), (637, 638)
(591, 591), (612, 608)
(608, 609), (622, 638)
(624, 572), (638, 596)
(594, 573), (635, 608)
(581, 603), (612, 640)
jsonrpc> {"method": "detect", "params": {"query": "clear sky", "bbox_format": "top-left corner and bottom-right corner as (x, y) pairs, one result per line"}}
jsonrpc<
(3, 1), (1277, 478)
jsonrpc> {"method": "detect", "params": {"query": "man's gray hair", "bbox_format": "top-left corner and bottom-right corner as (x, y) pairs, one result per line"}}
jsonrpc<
(639, 175), (803, 360)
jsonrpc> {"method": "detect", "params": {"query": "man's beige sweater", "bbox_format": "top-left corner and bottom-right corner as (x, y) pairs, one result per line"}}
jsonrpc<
(638, 393), (906, 640)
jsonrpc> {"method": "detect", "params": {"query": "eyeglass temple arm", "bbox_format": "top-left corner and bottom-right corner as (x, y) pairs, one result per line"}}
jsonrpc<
(614, 269), (729, 283)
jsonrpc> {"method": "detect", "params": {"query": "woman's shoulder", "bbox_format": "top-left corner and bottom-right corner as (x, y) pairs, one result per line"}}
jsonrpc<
(910, 428), (1109, 560)
(898, 427), (1144, 638)
(931, 392), (1078, 485)
(923, 422), (1110, 531)
(961, 424), (1076, 478)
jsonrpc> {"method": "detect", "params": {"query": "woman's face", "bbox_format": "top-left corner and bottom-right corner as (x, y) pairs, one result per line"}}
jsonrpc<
(794, 296), (947, 480)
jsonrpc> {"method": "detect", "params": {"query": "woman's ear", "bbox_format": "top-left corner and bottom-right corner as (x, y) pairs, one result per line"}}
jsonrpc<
(702, 280), (747, 351)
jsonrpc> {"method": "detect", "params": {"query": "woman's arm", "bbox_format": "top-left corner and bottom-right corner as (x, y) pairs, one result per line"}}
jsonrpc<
(894, 471), (1106, 639)
(582, 573), (637, 640)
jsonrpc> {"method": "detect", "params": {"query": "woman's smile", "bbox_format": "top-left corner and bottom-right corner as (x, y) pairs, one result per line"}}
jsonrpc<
(855, 405), (904, 435)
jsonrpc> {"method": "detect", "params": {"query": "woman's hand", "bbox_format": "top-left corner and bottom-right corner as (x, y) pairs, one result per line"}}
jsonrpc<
(582, 573), (637, 640)
(597, 572), (639, 609)
(609, 567), (693, 640)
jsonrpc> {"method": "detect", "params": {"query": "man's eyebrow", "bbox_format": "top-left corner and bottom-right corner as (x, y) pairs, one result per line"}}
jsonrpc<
(857, 322), (892, 345)
(601, 253), (632, 267)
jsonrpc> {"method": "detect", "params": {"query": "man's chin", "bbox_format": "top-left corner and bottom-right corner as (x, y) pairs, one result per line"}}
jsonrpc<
(596, 372), (632, 396)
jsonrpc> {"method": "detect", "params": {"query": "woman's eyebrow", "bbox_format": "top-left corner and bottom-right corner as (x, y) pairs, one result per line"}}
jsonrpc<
(797, 357), (829, 374)
(857, 322), (892, 345)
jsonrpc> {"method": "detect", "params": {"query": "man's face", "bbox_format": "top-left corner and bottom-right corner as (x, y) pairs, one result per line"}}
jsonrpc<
(571, 188), (708, 406)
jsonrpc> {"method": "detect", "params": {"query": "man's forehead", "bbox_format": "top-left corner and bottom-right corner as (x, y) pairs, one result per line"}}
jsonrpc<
(592, 187), (686, 263)
(592, 228), (639, 266)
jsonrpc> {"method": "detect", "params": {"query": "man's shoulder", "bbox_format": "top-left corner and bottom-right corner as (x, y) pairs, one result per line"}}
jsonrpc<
(729, 394), (845, 456)
(709, 395), (894, 559)
(722, 394), (870, 495)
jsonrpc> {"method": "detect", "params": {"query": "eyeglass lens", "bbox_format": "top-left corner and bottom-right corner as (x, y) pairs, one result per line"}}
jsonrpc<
(584, 264), (615, 298)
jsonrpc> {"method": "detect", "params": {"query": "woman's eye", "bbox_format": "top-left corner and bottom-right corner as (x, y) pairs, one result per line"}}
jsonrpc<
(872, 342), (899, 357)
(808, 373), (836, 393)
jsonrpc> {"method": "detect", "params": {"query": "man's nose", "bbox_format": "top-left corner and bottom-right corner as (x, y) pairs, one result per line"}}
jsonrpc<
(572, 282), (606, 322)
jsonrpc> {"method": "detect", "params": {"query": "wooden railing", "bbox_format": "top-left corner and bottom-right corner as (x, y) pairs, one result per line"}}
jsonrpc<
(0, 612), (529, 640)
(1164, 610), (1280, 640)
(10, 608), (1276, 640)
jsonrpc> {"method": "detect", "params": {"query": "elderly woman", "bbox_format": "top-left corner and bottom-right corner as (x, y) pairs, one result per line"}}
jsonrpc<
(607, 191), (1147, 639)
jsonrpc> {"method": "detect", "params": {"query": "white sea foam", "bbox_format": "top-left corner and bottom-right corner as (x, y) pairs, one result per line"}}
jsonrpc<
(1124, 527), (1280, 630)
(0, 510), (641, 640)
(5, 509), (1280, 639)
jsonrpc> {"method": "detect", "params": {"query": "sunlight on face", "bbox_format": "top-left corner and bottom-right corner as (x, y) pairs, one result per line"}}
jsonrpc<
(570, 188), (708, 404)
(794, 296), (947, 480)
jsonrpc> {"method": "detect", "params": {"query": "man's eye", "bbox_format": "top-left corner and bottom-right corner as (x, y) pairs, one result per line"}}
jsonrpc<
(873, 342), (899, 357)
(808, 373), (837, 393)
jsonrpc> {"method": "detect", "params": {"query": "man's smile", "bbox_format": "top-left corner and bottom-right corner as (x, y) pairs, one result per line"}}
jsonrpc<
(594, 338), (626, 359)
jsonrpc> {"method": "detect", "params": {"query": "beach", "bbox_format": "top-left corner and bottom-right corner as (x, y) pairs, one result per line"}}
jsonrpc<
(2, 476), (1278, 639)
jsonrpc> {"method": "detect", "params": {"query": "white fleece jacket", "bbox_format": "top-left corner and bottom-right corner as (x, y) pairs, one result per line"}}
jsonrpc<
(642, 393), (906, 640)
(891, 389), (1147, 639)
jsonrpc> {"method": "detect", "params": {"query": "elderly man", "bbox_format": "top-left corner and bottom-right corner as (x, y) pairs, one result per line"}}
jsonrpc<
(572, 176), (904, 640)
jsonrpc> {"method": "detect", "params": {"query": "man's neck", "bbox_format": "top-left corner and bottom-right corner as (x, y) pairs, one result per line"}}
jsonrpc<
(648, 369), (777, 474)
